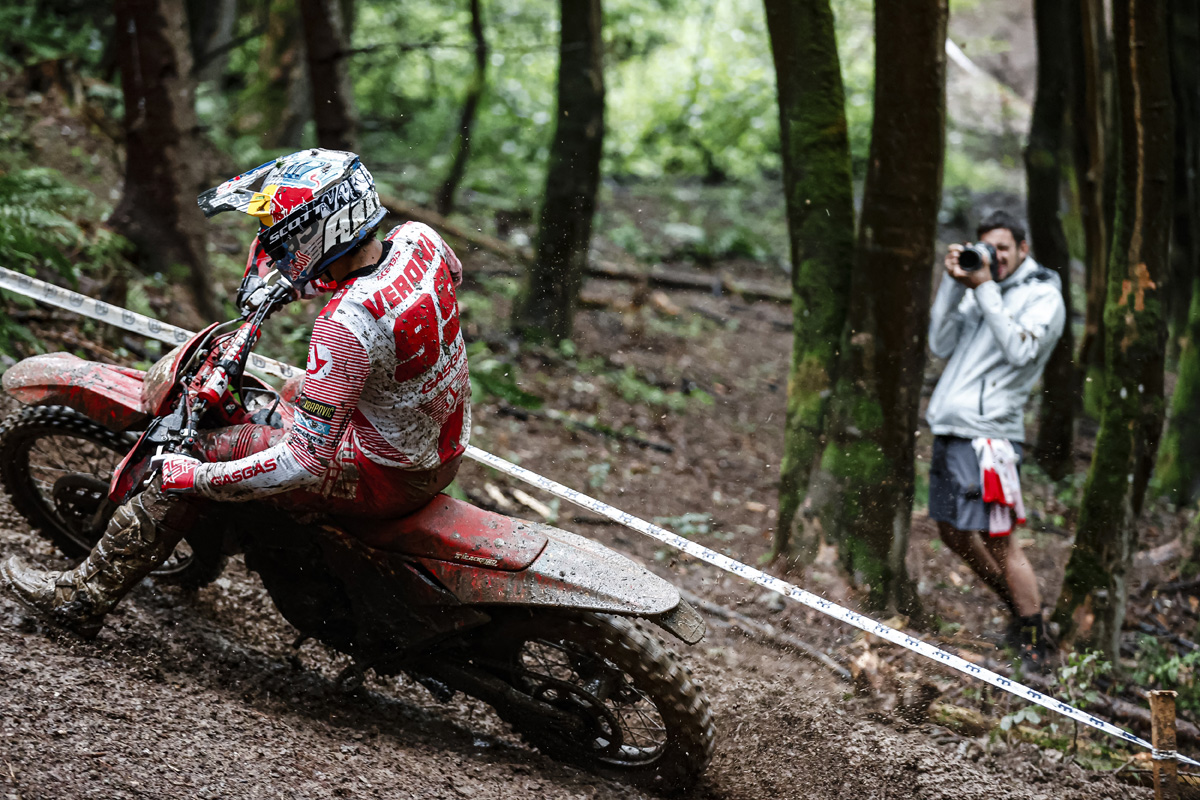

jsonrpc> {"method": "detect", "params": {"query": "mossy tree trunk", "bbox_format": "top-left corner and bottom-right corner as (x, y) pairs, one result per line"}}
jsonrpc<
(109, 0), (217, 321)
(1159, 281), (1200, 506)
(1156, 0), (1200, 507)
(298, 0), (357, 151)
(1027, 0), (1076, 481)
(1074, 0), (1117, 418)
(1054, 0), (1175, 662)
(762, 0), (855, 561)
(822, 0), (947, 614)
(436, 0), (488, 216)
(512, 0), (604, 342)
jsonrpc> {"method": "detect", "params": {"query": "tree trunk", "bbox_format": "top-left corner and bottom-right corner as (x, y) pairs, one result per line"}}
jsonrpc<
(1054, 0), (1174, 662)
(187, 0), (237, 82)
(436, 0), (489, 216)
(1167, 0), (1199, 363)
(1159, 280), (1200, 506)
(1027, 0), (1076, 480)
(298, 0), (356, 151)
(109, 0), (217, 321)
(823, 0), (947, 614)
(762, 0), (855, 561)
(237, 0), (310, 148)
(512, 0), (604, 342)
(1156, 0), (1200, 507)
(1075, 0), (1117, 418)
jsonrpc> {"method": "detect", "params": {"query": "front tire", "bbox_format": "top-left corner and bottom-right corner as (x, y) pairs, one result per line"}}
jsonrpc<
(0, 405), (225, 589)
(479, 611), (715, 792)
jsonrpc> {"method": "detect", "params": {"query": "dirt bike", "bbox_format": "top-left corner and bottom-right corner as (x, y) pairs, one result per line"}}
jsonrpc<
(0, 284), (715, 791)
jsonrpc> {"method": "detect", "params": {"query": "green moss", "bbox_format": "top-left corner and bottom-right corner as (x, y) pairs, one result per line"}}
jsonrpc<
(1156, 280), (1200, 505)
(767, 0), (857, 559)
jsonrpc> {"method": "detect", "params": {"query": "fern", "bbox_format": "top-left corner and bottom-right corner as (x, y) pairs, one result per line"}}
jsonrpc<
(0, 166), (128, 358)
(0, 167), (123, 280)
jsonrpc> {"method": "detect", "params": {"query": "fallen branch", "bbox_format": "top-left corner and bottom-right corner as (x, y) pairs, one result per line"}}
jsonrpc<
(592, 260), (791, 304)
(39, 329), (122, 363)
(511, 488), (555, 521)
(380, 193), (532, 266)
(1093, 694), (1200, 747)
(497, 404), (674, 453)
(680, 589), (852, 683)
(379, 198), (792, 304)
(590, 260), (721, 293)
(1156, 576), (1200, 596)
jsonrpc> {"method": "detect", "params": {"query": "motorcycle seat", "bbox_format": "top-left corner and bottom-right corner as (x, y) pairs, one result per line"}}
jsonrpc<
(350, 494), (548, 571)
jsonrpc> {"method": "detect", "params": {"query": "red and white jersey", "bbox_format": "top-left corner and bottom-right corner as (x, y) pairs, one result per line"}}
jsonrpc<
(194, 222), (470, 501)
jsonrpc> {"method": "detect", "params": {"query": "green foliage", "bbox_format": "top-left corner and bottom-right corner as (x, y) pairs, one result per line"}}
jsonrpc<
(466, 340), (542, 408)
(613, 365), (711, 411)
(0, 0), (110, 75)
(992, 651), (1119, 761)
(1054, 649), (1112, 709)
(1128, 635), (1200, 714)
(997, 705), (1041, 734)
(830, 0), (874, 175)
(0, 164), (129, 357)
(457, 276), (519, 329)
(586, 461), (611, 490)
(194, 0), (1020, 241)
(0, 167), (125, 280)
(652, 512), (713, 538)
(606, 2), (778, 181)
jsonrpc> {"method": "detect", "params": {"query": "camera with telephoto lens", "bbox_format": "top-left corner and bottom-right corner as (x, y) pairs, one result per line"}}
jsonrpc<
(958, 242), (998, 272)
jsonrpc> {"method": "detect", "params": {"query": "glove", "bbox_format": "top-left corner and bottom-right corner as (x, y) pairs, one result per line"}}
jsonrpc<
(235, 270), (266, 314)
(151, 453), (200, 494)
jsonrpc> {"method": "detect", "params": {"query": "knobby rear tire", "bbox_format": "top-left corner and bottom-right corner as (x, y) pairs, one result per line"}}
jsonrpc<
(0, 404), (225, 589)
(482, 611), (715, 793)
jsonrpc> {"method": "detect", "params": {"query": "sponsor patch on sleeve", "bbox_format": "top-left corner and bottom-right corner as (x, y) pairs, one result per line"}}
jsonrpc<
(296, 394), (336, 420)
(295, 414), (333, 438)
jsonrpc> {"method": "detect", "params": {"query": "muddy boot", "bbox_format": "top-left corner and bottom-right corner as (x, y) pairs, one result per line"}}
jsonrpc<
(0, 480), (197, 639)
(1014, 613), (1053, 675)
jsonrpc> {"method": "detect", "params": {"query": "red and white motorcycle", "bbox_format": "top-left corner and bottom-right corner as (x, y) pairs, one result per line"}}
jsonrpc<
(0, 286), (714, 791)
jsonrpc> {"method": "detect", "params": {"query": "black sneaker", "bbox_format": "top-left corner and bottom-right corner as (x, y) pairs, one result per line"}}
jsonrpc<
(1015, 613), (1052, 675)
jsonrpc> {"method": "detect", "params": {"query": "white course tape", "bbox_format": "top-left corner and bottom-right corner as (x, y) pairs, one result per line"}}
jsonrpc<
(0, 267), (302, 382)
(465, 444), (1200, 767)
(2, 265), (1193, 766)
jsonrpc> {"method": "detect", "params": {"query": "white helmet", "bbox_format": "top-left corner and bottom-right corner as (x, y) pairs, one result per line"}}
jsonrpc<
(198, 149), (387, 288)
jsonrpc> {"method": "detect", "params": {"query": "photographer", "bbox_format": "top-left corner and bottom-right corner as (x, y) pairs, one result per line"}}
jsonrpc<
(926, 211), (1065, 670)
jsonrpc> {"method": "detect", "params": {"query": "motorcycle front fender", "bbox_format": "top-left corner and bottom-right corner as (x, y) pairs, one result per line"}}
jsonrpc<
(2, 353), (149, 432)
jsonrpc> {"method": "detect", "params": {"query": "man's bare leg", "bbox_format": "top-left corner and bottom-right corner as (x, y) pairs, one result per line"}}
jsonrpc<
(937, 522), (1016, 608)
(984, 533), (1040, 617)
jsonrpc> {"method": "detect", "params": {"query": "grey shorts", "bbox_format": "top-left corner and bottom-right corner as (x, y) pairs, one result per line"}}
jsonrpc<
(928, 435), (1023, 533)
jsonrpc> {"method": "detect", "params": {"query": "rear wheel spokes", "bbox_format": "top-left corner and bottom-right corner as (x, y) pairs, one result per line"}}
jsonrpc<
(517, 637), (668, 763)
(24, 434), (124, 548)
(26, 434), (123, 510)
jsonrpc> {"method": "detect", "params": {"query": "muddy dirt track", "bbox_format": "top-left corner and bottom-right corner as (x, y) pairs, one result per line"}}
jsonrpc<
(0, 283), (1150, 800)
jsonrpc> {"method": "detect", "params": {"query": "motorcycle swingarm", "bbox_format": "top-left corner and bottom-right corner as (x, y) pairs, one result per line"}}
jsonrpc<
(422, 659), (588, 736)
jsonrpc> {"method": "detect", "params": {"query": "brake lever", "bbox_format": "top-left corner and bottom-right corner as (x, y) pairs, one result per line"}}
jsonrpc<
(239, 269), (298, 319)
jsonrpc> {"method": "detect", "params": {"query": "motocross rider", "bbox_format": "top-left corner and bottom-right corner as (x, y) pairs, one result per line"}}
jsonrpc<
(1, 149), (471, 637)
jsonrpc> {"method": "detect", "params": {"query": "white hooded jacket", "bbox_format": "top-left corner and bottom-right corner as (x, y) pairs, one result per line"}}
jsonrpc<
(925, 256), (1066, 442)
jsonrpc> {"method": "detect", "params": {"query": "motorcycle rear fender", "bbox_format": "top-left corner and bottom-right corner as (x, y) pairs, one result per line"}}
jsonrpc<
(2, 353), (149, 432)
(414, 525), (705, 642)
